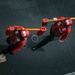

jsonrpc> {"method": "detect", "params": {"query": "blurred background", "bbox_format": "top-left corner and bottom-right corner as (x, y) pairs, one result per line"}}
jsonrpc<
(0, 0), (75, 75)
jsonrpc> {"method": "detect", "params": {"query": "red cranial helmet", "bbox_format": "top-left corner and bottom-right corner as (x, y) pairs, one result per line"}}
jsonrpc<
(64, 18), (73, 26)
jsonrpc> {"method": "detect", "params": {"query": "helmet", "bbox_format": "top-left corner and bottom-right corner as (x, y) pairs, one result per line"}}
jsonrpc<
(64, 18), (72, 26)
(21, 30), (30, 38)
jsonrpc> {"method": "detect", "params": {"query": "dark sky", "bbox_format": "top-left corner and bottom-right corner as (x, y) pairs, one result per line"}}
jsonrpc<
(0, 0), (75, 75)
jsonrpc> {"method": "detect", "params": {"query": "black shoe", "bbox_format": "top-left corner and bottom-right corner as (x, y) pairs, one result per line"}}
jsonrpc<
(32, 46), (38, 51)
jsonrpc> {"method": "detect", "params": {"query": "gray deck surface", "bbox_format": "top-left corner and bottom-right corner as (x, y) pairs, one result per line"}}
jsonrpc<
(0, 0), (75, 75)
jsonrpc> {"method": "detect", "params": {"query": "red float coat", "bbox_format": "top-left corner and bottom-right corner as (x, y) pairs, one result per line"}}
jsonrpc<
(51, 17), (72, 41)
(5, 26), (30, 54)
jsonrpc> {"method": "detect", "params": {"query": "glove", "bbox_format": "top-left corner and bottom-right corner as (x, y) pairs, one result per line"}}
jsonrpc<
(22, 27), (25, 30)
(53, 18), (57, 21)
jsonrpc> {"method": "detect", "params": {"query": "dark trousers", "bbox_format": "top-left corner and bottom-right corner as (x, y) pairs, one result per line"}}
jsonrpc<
(0, 37), (17, 55)
(35, 32), (55, 49)
(0, 44), (16, 55)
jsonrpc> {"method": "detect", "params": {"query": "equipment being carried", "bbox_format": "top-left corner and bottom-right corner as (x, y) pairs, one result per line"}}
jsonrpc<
(42, 17), (75, 26)
(37, 27), (47, 36)
(7, 26), (47, 36)
(42, 18), (49, 26)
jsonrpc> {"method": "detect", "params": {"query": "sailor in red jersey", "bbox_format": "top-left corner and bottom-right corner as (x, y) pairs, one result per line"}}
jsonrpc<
(32, 16), (73, 51)
(0, 26), (30, 55)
